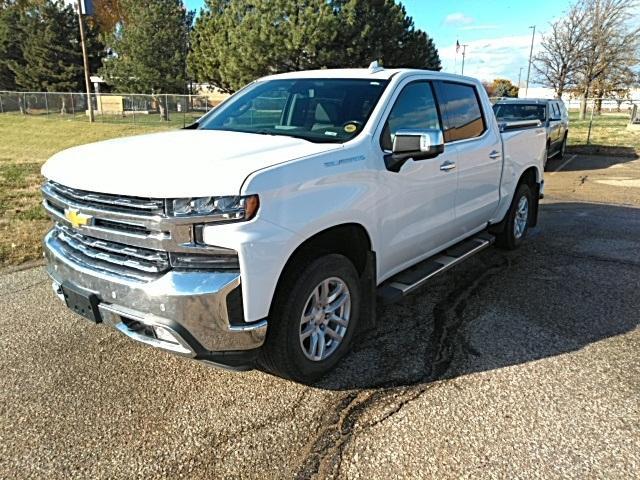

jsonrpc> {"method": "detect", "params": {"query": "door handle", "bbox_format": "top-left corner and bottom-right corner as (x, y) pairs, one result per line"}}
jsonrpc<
(489, 150), (501, 159)
(440, 161), (456, 171)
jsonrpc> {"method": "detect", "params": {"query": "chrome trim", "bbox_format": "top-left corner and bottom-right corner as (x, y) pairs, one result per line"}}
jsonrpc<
(48, 181), (165, 213)
(42, 182), (239, 255)
(99, 304), (195, 356)
(55, 226), (170, 275)
(439, 161), (456, 171)
(389, 236), (494, 295)
(229, 319), (269, 333)
(45, 231), (267, 352)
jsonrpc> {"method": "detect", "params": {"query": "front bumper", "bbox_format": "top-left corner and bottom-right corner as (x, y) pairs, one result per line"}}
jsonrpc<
(44, 230), (267, 369)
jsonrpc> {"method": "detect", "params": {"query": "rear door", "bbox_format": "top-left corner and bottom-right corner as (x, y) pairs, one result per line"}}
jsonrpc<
(434, 81), (502, 236)
(549, 102), (563, 150)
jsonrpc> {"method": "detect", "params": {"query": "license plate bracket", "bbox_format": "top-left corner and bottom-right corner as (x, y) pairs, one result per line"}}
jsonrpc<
(61, 282), (102, 323)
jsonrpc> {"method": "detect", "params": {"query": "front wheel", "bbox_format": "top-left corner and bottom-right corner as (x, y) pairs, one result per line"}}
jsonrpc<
(495, 183), (533, 250)
(258, 254), (360, 383)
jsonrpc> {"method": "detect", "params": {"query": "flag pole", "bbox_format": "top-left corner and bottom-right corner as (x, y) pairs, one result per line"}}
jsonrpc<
(461, 44), (468, 75)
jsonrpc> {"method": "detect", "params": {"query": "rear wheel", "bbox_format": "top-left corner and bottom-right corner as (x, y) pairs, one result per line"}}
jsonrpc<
(558, 134), (567, 160)
(259, 254), (360, 383)
(495, 183), (533, 250)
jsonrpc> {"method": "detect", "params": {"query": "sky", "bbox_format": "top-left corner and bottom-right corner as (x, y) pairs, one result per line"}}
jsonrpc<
(184, 0), (575, 83)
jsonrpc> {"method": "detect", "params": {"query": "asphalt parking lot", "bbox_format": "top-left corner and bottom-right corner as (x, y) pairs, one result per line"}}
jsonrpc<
(1, 153), (639, 479)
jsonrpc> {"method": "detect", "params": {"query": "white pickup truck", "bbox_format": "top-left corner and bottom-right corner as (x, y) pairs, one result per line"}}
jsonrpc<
(41, 66), (546, 382)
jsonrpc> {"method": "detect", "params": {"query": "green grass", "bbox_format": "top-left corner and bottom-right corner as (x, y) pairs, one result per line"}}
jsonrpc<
(0, 111), (637, 268)
(0, 115), (174, 267)
(567, 112), (638, 157)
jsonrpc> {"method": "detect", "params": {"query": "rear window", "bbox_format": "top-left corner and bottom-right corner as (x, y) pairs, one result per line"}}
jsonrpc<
(435, 82), (486, 142)
(494, 103), (546, 122)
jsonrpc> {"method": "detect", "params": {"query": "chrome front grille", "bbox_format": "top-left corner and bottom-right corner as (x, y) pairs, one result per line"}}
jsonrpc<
(53, 225), (170, 280)
(42, 181), (239, 281)
(47, 181), (165, 215)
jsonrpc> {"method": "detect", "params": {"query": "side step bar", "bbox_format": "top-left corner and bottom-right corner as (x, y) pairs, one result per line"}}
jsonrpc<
(378, 232), (495, 304)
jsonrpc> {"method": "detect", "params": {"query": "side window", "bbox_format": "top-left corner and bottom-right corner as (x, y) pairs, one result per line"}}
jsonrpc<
(551, 102), (560, 119)
(435, 82), (486, 143)
(380, 81), (440, 151)
(559, 102), (568, 117)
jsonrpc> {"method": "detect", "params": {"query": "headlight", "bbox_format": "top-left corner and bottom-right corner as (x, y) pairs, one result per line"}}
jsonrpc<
(169, 252), (240, 270)
(170, 195), (259, 221)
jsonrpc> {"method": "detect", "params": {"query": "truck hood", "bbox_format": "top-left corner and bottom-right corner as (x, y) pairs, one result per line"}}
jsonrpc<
(42, 130), (342, 198)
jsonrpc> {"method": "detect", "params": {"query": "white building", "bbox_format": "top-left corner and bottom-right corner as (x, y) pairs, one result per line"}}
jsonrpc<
(519, 87), (640, 112)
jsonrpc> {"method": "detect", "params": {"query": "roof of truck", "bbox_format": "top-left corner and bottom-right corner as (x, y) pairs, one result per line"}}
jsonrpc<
(260, 68), (480, 84)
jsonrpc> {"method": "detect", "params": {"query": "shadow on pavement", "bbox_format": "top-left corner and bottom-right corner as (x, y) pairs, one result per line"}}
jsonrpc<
(554, 147), (638, 172)
(314, 201), (640, 391)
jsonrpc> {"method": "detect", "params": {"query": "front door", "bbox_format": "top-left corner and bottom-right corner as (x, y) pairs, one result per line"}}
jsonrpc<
(377, 79), (459, 277)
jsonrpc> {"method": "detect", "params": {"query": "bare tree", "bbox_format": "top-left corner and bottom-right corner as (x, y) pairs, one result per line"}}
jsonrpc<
(575, 0), (640, 119)
(534, 2), (589, 98)
(594, 65), (639, 113)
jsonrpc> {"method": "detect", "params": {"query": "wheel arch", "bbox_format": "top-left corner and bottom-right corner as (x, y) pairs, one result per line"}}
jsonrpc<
(278, 223), (373, 281)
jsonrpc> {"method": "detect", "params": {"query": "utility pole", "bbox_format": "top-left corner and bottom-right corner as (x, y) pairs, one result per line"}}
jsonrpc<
(460, 44), (468, 75)
(77, 1), (94, 123)
(518, 67), (524, 88)
(525, 25), (536, 98)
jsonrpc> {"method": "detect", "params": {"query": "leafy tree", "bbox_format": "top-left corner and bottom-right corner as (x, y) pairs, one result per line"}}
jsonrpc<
(92, 0), (127, 33)
(189, 0), (441, 93)
(99, 0), (190, 118)
(488, 78), (519, 98)
(6, 1), (103, 95)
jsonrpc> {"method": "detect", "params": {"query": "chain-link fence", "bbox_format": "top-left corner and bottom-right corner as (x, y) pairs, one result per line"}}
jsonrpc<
(0, 91), (224, 127)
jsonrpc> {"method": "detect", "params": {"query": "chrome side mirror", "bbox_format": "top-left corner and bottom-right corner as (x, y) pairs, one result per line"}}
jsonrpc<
(385, 129), (445, 172)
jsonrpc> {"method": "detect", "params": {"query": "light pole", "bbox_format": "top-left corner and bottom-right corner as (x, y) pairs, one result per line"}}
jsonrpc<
(525, 25), (536, 98)
(460, 44), (468, 75)
(77, 1), (94, 123)
(518, 67), (524, 88)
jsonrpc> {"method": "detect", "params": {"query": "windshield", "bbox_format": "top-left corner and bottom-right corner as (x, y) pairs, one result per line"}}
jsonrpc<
(197, 79), (389, 143)
(493, 103), (547, 122)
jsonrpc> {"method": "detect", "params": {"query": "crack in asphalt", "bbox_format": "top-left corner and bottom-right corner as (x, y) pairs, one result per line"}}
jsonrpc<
(561, 252), (640, 269)
(293, 256), (511, 479)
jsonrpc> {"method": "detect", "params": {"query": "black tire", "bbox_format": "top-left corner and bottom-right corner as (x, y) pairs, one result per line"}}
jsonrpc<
(543, 141), (550, 169)
(258, 254), (361, 383)
(557, 134), (567, 160)
(495, 183), (533, 250)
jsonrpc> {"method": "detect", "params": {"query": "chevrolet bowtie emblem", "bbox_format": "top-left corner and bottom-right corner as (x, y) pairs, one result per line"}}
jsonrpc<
(64, 208), (93, 228)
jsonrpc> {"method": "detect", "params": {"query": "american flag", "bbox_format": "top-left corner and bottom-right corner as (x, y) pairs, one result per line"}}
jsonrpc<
(456, 40), (460, 53)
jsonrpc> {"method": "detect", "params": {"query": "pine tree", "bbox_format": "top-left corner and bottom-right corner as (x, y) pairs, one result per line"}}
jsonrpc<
(330, 0), (441, 70)
(189, 0), (441, 93)
(189, 0), (339, 92)
(0, 4), (21, 90)
(99, 0), (190, 94)
(1, 1), (103, 94)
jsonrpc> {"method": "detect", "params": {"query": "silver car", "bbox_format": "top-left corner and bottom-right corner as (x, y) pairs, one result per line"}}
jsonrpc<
(493, 98), (569, 166)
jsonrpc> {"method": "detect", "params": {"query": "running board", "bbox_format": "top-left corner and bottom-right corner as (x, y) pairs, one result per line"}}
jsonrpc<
(377, 232), (495, 304)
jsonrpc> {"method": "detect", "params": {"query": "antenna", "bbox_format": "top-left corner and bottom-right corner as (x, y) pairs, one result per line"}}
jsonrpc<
(368, 61), (384, 73)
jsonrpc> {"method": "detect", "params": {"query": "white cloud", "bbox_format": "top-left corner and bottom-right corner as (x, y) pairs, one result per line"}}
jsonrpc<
(459, 24), (500, 32)
(439, 34), (542, 83)
(443, 12), (475, 26)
